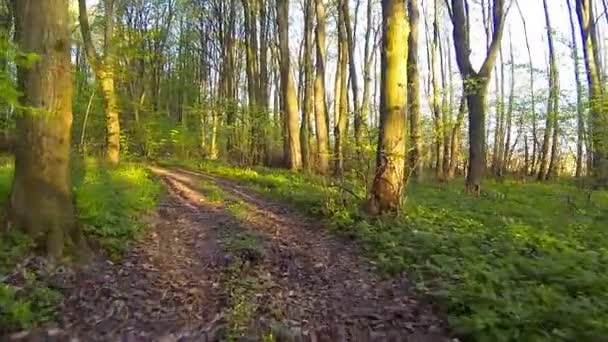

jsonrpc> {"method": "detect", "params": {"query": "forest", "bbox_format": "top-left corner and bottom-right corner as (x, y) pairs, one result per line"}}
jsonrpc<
(1, 0), (608, 340)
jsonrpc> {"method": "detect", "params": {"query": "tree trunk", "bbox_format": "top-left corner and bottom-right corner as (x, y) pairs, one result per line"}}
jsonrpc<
(449, 0), (506, 194)
(341, 0), (362, 146)
(300, 0), (314, 171)
(360, 0), (375, 149)
(430, 0), (443, 179)
(502, 35), (515, 173)
(366, 0), (409, 215)
(568, 0), (586, 177)
(11, 0), (85, 259)
(314, 0), (330, 174)
(334, 14), (348, 176)
(448, 95), (466, 179)
(407, 0), (422, 180)
(277, 0), (302, 170)
(78, 0), (121, 166)
(538, 0), (559, 181)
(576, 0), (608, 183)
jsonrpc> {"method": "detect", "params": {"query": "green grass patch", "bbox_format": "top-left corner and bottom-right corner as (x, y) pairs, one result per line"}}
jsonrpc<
(176, 159), (608, 342)
(0, 157), (162, 332)
(198, 180), (227, 203)
(76, 159), (162, 258)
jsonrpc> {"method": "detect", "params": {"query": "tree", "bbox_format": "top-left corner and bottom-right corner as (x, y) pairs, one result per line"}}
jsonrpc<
(78, 0), (121, 166)
(10, 0), (85, 258)
(334, 4), (348, 176)
(300, 0), (315, 170)
(340, 0), (363, 146)
(447, 0), (507, 194)
(314, 0), (330, 174)
(407, 0), (422, 180)
(537, 0), (560, 181)
(567, 0), (586, 178)
(277, 0), (302, 170)
(366, 0), (409, 214)
(576, 0), (608, 183)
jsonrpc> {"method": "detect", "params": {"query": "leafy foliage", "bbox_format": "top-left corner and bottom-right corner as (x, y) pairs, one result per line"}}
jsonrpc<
(0, 158), (162, 331)
(76, 158), (162, 258)
(181, 160), (608, 341)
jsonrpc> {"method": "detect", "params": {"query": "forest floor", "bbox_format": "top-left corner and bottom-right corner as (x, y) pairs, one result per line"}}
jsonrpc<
(10, 166), (449, 342)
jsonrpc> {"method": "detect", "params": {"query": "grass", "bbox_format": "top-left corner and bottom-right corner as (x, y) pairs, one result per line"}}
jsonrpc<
(173, 159), (608, 342)
(0, 157), (162, 332)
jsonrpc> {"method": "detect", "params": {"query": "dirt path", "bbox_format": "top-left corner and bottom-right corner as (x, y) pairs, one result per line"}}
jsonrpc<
(12, 166), (450, 342)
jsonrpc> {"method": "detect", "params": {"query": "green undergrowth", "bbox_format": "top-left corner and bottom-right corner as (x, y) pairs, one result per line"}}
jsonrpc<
(76, 158), (162, 258)
(0, 157), (161, 332)
(169, 159), (608, 342)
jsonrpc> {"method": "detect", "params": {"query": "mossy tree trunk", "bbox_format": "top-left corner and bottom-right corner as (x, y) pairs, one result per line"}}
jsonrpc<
(366, 0), (409, 215)
(11, 0), (85, 259)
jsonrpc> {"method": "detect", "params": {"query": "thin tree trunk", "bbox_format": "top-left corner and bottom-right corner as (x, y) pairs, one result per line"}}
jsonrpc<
(314, 0), (330, 174)
(407, 0), (422, 180)
(568, 0), (586, 177)
(538, 0), (559, 181)
(78, 0), (121, 166)
(301, 0), (314, 170)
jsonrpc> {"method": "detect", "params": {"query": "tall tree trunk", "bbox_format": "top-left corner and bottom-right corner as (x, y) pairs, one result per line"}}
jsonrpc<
(538, 0), (560, 181)
(366, 0), (409, 215)
(360, 0), (375, 147)
(430, 0), (443, 179)
(334, 14), (348, 176)
(449, 0), (506, 194)
(576, 0), (608, 182)
(11, 0), (85, 259)
(502, 34), (515, 173)
(78, 0), (121, 166)
(341, 0), (362, 146)
(277, 0), (302, 170)
(300, 0), (314, 170)
(568, 0), (586, 177)
(314, 0), (330, 174)
(407, 0), (422, 180)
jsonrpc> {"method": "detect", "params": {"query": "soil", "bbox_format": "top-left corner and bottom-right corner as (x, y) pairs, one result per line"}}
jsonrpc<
(7, 166), (452, 342)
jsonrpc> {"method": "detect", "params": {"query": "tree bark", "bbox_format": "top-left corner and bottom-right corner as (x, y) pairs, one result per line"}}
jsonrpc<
(568, 0), (586, 177)
(300, 0), (314, 171)
(449, 0), (506, 194)
(407, 0), (422, 180)
(576, 0), (608, 183)
(277, 0), (302, 170)
(538, 0), (559, 181)
(78, 0), (121, 166)
(334, 10), (348, 176)
(314, 0), (330, 174)
(11, 0), (85, 259)
(341, 0), (362, 146)
(366, 0), (409, 215)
